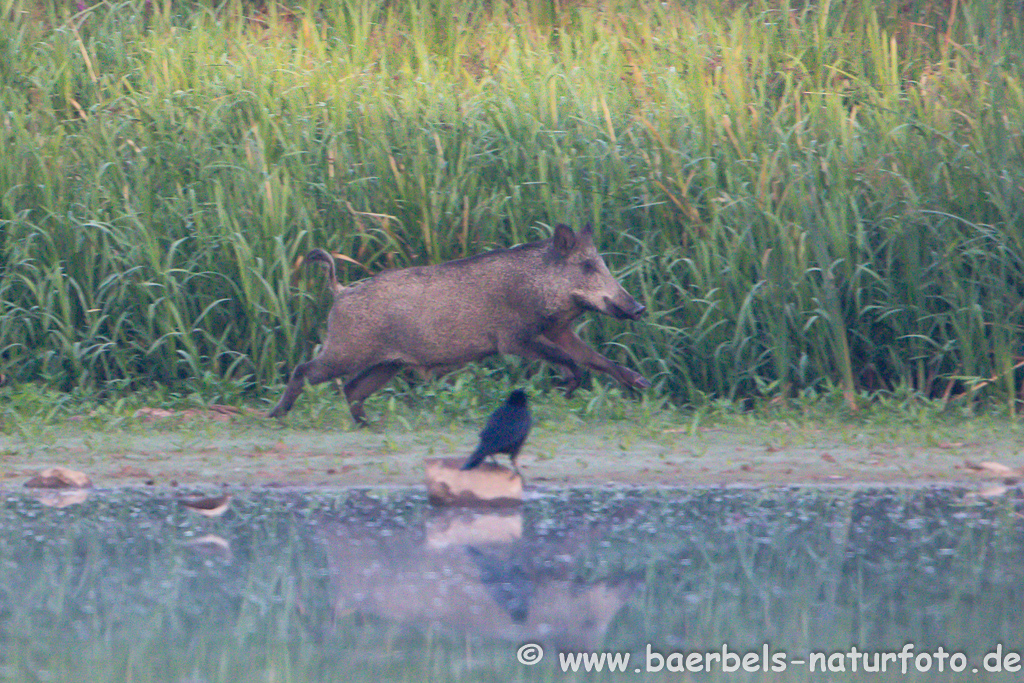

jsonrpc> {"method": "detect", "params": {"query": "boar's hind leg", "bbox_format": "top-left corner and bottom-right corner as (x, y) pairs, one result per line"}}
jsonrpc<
(543, 327), (651, 392)
(343, 362), (403, 426)
(267, 357), (345, 418)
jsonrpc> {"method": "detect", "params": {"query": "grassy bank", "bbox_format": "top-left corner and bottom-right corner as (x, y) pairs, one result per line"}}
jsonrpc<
(1, 0), (1022, 414)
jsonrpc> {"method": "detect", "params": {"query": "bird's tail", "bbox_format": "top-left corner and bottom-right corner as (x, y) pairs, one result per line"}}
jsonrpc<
(459, 447), (485, 471)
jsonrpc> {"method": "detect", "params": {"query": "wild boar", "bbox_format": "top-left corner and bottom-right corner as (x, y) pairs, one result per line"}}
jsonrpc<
(268, 223), (649, 425)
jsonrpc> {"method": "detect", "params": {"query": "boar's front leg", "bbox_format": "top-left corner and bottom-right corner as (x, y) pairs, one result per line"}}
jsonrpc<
(513, 336), (587, 397)
(343, 362), (403, 426)
(267, 356), (346, 418)
(543, 327), (651, 392)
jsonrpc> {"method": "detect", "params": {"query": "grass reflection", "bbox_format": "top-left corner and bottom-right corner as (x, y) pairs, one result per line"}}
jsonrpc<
(0, 486), (1020, 681)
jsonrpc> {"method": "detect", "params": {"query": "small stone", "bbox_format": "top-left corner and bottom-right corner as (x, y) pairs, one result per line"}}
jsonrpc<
(424, 458), (523, 507)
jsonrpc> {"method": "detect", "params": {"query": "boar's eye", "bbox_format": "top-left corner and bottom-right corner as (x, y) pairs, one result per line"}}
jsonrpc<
(581, 260), (598, 275)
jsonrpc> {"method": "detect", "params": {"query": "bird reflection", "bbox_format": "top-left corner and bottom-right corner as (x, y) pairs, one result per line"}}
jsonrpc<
(318, 497), (638, 652)
(464, 545), (534, 623)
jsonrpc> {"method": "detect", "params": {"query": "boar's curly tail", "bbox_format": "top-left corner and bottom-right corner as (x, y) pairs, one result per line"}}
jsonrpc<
(304, 248), (343, 297)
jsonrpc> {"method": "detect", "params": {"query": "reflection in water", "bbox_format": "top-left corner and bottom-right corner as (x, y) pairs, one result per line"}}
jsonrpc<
(0, 486), (1021, 681)
(320, 500), (636, 652)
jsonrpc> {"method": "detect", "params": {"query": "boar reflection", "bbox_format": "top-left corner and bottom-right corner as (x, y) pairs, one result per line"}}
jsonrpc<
(319, 507), (634, 651)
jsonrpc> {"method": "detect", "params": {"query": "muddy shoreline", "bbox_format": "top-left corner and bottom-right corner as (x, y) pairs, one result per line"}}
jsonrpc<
(2, 416), (1020, 491)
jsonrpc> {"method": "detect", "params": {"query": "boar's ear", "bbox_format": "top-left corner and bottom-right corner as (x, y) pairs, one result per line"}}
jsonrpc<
(552, 224), (577, 257)
(580, 223), (596, 244)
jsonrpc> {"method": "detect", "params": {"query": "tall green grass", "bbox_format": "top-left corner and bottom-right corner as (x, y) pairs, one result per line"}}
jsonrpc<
(0, 0), (1022, 411)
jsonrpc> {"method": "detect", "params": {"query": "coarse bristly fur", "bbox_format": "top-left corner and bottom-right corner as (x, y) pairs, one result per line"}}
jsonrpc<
(460, 390), (532, 474)
(268, 224), (649, 426)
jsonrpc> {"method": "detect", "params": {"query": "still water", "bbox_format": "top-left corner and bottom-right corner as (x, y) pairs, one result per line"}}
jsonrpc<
(1, 485), (1021, 681)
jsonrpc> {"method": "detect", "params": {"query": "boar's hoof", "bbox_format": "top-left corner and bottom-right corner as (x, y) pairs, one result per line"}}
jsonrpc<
(560, 376), (584, 398)
(349, 406), (371, 428)
(627, 372), (652, 390)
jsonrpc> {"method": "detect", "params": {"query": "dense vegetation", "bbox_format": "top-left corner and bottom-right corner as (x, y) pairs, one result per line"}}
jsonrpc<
(1, 0), (1022, 413)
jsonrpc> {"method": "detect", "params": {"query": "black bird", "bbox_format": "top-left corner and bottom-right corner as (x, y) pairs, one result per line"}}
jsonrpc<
(460, 390), (532, 475)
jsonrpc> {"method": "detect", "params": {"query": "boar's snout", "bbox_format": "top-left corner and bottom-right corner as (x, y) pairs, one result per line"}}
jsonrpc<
(608, 297), (646, 321)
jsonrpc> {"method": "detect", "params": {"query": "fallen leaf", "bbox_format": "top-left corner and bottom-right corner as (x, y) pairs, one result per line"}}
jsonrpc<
(33, 490), (90, 507)
(185, 534), (233, 561)
(179, 493), (231, 517)
(186, 533), (230, 552)
(134, 407), (174, 420)
(181, 408), (231, 422)
(24, 466), (92, 489)
(978, 484), (1009, 498)
(964, 460), (1019, 476)
(135, 406), (242, 422)
(208, 404), (239, 416)
(114, 465), (150, 478)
